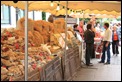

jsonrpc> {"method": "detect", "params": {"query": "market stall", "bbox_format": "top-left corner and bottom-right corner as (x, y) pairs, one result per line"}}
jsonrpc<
(1, 1), (121, 81)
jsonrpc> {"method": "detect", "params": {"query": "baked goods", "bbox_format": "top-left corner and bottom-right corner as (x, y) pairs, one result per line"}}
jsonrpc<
(1, 58), (12, 67)
(1, 67), (8, 74)
(17, 17), (34, 32)
(1, 17), (67, 81)
(1, 75), (8, 81)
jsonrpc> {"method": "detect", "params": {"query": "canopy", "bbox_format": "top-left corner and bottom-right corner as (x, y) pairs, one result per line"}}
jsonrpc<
(69, 13), (119, 18)
(1, 1), (121, 16)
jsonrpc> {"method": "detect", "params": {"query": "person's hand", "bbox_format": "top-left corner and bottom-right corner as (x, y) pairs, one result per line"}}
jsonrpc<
(105, 43), (109, 47)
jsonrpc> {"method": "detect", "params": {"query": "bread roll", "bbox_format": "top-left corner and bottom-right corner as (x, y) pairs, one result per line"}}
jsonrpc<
(1, 58), (12, 66)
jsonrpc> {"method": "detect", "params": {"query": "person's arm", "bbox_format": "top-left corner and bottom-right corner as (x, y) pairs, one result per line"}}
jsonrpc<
(92, 31), (95, 38)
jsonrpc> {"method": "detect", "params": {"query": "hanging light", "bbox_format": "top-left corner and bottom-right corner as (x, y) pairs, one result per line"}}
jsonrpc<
(77, 11), (80, 14)
(50, 1), (53, 7)
(63, 6), (65, 9)
(82, 10), (84, 13)
(71, 11), (74, 14)
(56, 4), (60, 10)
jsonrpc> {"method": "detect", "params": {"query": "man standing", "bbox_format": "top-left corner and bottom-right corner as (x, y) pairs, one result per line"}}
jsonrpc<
(99, 23), (112, 64)
(84, 23), (95, 66)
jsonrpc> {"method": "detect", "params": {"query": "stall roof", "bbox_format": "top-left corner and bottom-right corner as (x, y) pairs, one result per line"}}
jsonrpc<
(1, 1), (121, 16)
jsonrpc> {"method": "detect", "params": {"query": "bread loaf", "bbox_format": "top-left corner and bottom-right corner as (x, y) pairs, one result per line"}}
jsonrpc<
(1, 67), (8, 74)
(17, 17), (34, 32)
(1, 58), (12, 66)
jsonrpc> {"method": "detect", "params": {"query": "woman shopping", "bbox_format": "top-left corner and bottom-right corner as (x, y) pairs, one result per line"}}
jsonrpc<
(112, 26), (120, 56)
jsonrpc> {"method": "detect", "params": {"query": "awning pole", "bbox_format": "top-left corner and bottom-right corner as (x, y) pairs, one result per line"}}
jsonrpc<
(64, 1), (68, 81)
(25, 1), (28, 81)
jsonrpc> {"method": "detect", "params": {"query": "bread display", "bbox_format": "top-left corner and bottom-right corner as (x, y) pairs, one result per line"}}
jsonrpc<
(1, 17), (76, 81)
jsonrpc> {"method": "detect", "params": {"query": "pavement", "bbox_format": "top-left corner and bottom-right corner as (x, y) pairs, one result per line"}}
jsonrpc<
(73, 45), (121, 81)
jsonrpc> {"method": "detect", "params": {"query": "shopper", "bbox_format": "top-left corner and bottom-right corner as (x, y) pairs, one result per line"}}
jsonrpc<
(112, 26), (120, 56)
(99, 23), (112, 64)
(95, 22), (101, 33)
(78, 21), (84, 39)
(117, 23), (121, 41)
(73, 24), (79, 38)
(88, 21), (96, 58)
(73, 24), (83, 42)
(84, 23), (95, 66)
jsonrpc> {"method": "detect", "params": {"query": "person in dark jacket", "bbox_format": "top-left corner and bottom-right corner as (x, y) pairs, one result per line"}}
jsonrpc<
(84, 23), (95, 66)
(112, 26), (120, 56)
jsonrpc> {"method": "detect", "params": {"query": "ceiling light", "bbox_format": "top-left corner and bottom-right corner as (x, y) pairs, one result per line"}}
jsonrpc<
(56, 4), (60, 10)
(50, 1), (53, 7)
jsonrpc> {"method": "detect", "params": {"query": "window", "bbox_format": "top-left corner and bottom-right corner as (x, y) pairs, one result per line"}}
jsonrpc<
(28, 11), (34, 20)
(16, 8), (25, 22)
(17, 9), (24, 19)
(1, 5), (11, 24)
(1, 6), (3, 19)
(42, 12), (46, 20)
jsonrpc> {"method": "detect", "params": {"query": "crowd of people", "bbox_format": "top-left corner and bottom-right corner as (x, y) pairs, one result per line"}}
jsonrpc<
(73, 19), (121, 66)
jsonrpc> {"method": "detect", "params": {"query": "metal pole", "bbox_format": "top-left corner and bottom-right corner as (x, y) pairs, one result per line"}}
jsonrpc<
(83, 11), (85, 22)
(16, 7), (18, 25)
(64, 1), (68, 81)
(25, 1), (28, 81)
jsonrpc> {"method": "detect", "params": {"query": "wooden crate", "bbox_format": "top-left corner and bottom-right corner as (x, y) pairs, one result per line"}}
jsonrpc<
(44, 60), (54, 81)
(28, 68), (40, 81)
(53, 56), (63, 81)
(54, 65), (63, 81)
(53, 56), (60, 67)
(45, 61), (54, 76)
(69, 55), (77, 77)
(75, 55), (81, 71)
(64, 60), (72, 81)
(45, 72), (55, 81)
(13, 75), (24, 81)
(44, 56), (63, 81)
(40, 66), (45, 81)
(13, 68), (40, 81)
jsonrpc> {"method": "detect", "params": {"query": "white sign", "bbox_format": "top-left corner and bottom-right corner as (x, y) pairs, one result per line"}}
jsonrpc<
(67, 18), (77, 24)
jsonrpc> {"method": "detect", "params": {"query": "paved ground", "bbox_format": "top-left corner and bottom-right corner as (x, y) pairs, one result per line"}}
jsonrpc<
(73, 45), (121, 81)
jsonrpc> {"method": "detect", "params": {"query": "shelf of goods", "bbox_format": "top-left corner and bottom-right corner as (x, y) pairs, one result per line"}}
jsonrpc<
(1, 18), (81, 81)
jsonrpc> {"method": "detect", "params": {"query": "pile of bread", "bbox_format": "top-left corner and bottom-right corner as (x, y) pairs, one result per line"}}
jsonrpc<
(1, 29), (54, 81)
(16, 17), (67, 47)
(1, 17), (76, 81)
